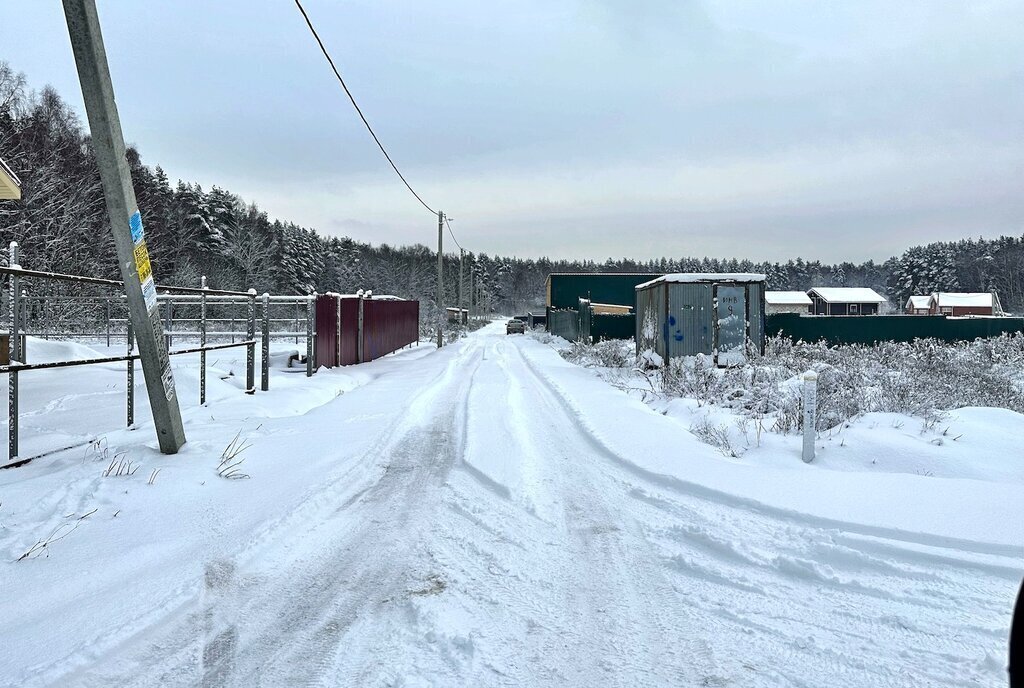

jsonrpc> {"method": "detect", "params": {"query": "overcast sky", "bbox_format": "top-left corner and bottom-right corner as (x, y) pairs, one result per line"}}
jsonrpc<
(4, 1), (1023, 263)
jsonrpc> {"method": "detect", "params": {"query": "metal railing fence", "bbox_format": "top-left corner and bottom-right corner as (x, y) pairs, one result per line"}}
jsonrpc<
(1, 242), (318, 464)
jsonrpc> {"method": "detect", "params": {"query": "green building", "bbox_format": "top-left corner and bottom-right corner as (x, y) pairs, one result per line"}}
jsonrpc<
(545, 273), (661, 310)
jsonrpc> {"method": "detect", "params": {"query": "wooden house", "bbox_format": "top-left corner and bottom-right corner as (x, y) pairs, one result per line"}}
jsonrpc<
(904, 295), (931, 315)
(0, 157), (20, 200)
(807, 287), (886, 315)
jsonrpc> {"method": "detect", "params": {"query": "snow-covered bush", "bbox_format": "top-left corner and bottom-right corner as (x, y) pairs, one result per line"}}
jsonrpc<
(560, 339), (634, 369)
(554, 333), (1024, 434)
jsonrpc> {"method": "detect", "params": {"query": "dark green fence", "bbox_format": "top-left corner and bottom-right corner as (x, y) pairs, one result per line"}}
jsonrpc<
(767, 313), (1024, 345)
(591, 313), (635, 341)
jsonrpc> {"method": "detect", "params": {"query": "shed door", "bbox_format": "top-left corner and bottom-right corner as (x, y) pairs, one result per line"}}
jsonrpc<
(715, 285), (747, 366)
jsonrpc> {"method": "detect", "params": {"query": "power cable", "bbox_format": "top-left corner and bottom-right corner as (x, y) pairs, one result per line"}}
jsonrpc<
(293, 0), (436, 216)
(444, 216), (464, 252)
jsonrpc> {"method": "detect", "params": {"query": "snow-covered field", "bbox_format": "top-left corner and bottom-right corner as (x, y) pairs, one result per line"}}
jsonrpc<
(0, 322), (1020, 686)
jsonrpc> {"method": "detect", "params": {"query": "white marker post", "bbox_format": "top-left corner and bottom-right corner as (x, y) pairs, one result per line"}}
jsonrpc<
(802, 370), (818, 463)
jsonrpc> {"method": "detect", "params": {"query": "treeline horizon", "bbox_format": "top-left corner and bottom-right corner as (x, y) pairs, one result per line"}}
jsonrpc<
(2, 61), (1024, 314)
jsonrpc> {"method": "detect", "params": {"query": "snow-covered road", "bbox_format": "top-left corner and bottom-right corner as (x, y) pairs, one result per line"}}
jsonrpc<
(2, 323), (1018, 686)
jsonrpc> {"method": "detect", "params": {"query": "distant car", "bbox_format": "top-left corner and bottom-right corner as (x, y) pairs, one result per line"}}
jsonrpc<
(506, 319), (526, 335)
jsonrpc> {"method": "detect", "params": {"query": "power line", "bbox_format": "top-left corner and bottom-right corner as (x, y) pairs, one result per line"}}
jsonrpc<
(293, 0), (436, 216)
(444, 216), (464, 252)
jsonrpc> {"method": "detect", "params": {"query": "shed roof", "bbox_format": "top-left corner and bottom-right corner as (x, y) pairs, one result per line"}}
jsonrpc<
(765, 291), (812, 305)
(636, 273), (766, 289)
(0, 157), (20, 200)
(808, 287), (886, 303)
(906, 295), (931, 309)
(931, 292), (993, 308)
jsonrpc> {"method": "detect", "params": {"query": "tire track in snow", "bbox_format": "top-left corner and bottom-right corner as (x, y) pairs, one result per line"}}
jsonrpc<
(60, 339), (486, 687)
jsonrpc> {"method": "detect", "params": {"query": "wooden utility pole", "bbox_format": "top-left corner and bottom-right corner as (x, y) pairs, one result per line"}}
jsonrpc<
(436, 210), (444, 348)
(63, 0), (186, 453)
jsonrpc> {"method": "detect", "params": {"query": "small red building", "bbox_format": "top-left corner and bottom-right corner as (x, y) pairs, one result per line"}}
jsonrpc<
(928, 293), (996, 316)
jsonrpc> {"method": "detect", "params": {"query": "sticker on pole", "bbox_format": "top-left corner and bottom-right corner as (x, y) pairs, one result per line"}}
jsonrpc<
(134, 240), (152, 284)
(129, 210), (145, 244)
(141, 277), (158, 313)
(160, 363), (176, 401)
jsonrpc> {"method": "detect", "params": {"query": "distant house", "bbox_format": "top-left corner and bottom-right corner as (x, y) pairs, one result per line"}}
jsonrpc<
(807, 287), (886, 315)
(905, 295), (931, 315)
(0, 157), (20, 200)
(928, 292), (996, 317)
(765, 291), (812, 315)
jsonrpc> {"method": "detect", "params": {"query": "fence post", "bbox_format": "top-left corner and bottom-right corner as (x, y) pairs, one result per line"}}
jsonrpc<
(127, 317), (134, 427)
(802, 370), (817, 463)
(306, 292), (315, 377)
(246, 289), (256, 393)
(261, 293), (270, 391)
(105, 298), (111, 347)
(200, 276), (207, 405)
(164, 298), (173, 351)
(357, 293), (364, 363)
(335, 295), (341, 367)
(8, 242), (19, 461)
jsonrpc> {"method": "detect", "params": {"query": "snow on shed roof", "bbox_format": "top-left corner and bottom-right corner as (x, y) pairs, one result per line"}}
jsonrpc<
(932, 292), (993, 308)
(808, 287), (886, 303)
(906, 295), (931, 309)
(765, 291), (812, 305)
(636, 273), (766, 289)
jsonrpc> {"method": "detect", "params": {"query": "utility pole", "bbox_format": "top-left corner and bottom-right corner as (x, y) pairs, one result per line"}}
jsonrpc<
(436, 210), (444, 348)
(63, 0), (185, 453)
(459, 248), (465, 319)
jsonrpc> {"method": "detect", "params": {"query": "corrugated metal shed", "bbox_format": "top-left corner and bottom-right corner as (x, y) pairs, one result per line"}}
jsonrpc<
(636, 274), (766, 366)
(545, 273), (661, 309)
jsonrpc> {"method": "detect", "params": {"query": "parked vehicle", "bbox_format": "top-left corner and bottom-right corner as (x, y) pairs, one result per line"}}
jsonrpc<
(506, 319), (526, 335)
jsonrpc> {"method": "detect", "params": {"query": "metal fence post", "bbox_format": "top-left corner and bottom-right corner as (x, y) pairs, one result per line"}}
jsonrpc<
(164, 298), (173, 351)
(105, 298), (111, 347)
(261, 293), (270, 391)
(8, 242), (19, 461)
(200, 276), (207, 405)
(802, 370), (818, 463)
(246, 289), (256, 393)
(127, 317), (134, 427)
(306, 293), (315, 377)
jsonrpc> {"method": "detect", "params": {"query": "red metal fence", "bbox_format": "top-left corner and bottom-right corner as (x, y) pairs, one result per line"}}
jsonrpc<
(315, 294), (419, 368)
(363, 299), (419, 362)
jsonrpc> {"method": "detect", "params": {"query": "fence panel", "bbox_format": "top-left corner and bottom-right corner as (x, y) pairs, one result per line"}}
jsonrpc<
(362, 299), (419, 362)
(340, 297), (359, 365)
(767, 313), (1024, 345)
(547, 307), (579, 341)
(314, 294), (338, 367)
(591, 313), (635, 341)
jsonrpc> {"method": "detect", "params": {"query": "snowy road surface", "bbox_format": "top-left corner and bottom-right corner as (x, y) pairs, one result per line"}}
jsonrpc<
(1, 322), (1019, 686)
